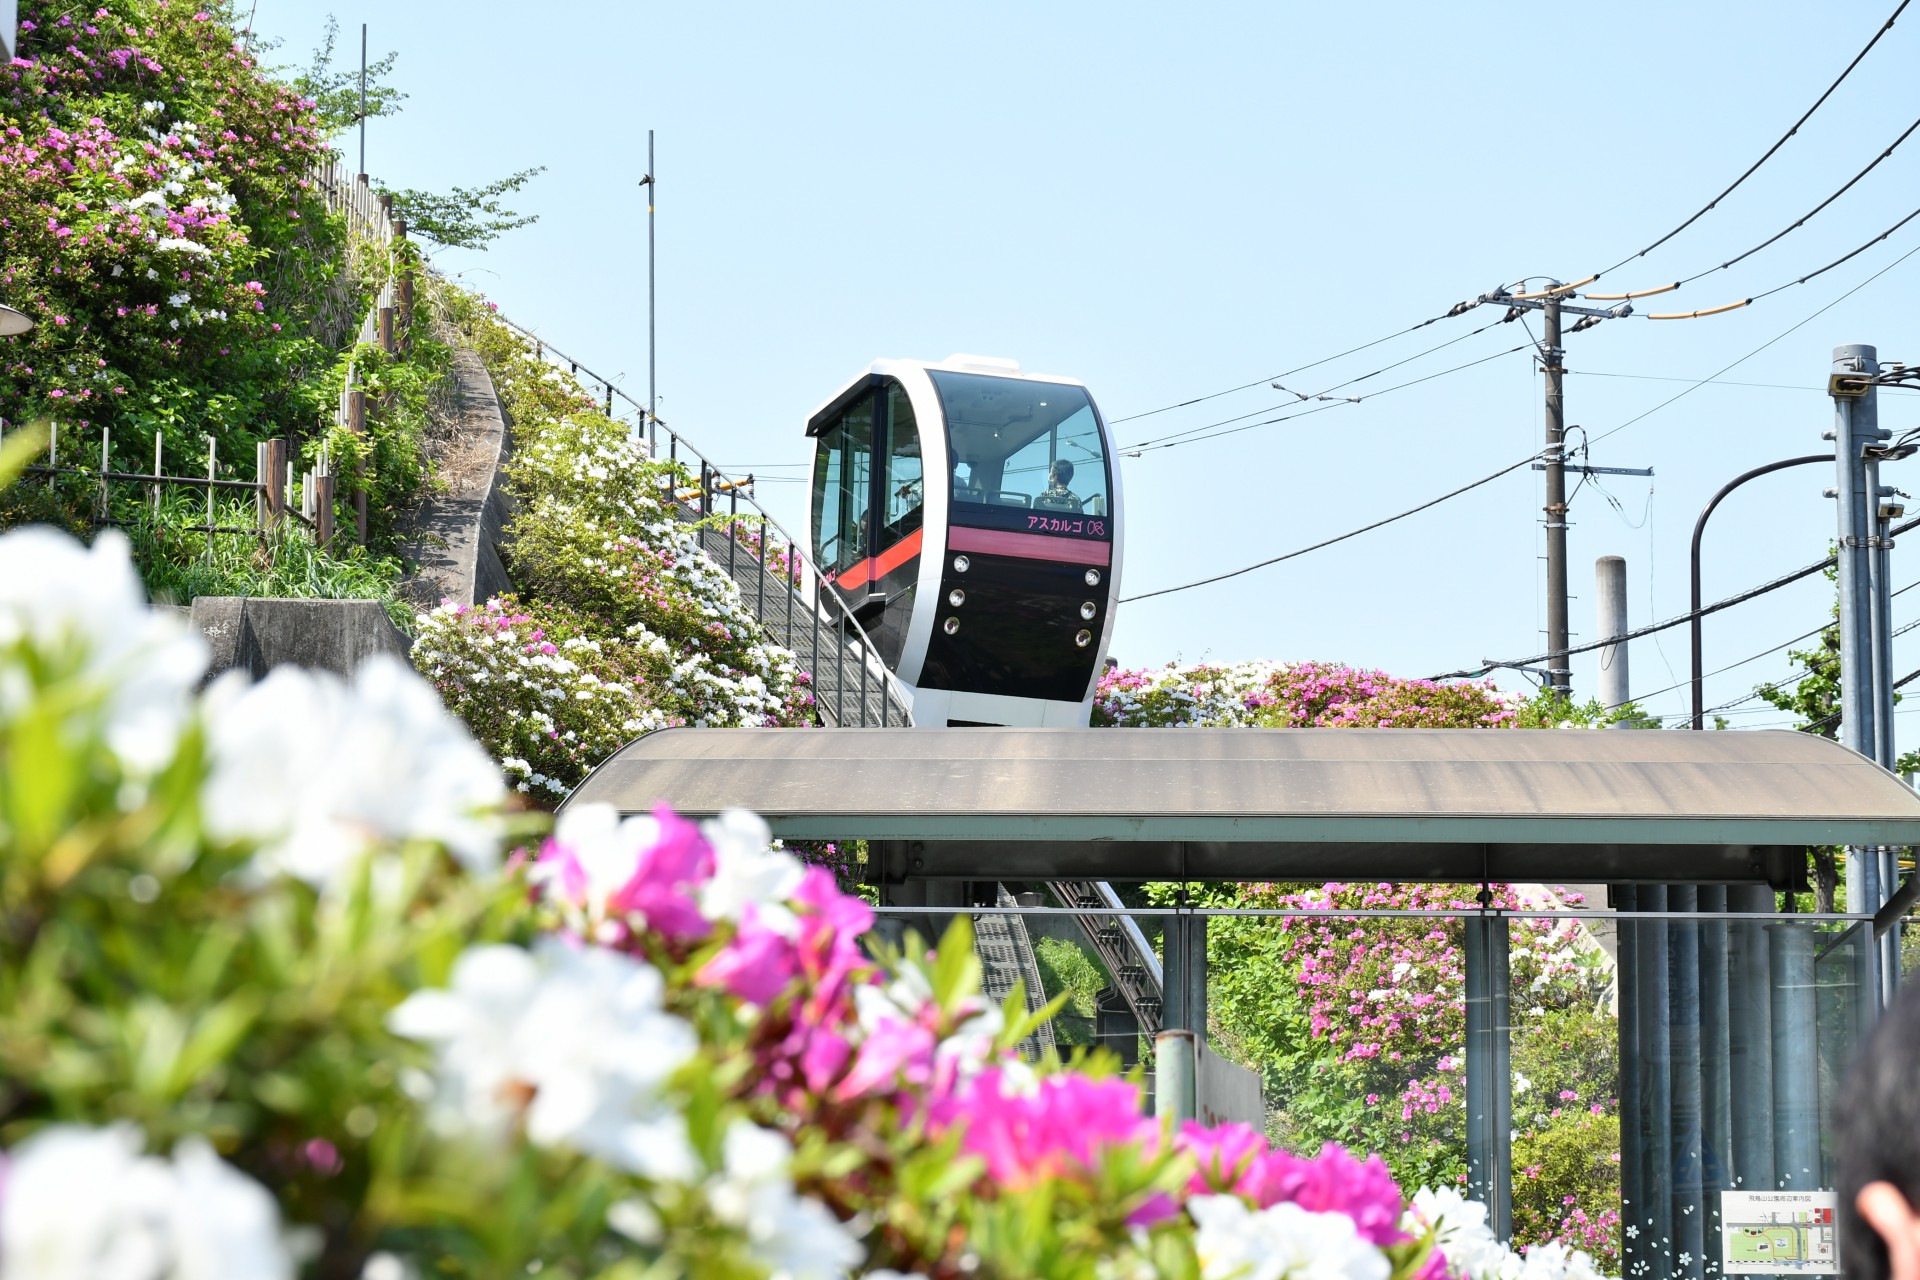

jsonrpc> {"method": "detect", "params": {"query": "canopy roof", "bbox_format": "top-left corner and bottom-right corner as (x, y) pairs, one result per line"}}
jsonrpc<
(565, 727), (1920, 884)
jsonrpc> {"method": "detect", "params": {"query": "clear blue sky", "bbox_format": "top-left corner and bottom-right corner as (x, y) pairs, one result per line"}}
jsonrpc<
(255, 0), (1920, 741)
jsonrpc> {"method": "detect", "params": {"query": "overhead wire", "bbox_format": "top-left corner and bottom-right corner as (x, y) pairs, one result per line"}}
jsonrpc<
(1122, 341), (1530, 456)
(1586, 236), (1920, 449)
(1590, 110), (1920, 301)
(1591, 0), (1911, 281)
(1118, 451), (1544, 604)
(1107, 308), (1466, 426)
(1427, 515), (1920, 681)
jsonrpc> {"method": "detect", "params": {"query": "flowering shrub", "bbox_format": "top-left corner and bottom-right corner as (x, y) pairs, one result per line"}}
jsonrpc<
(0, 521), (1618, 1280)
(1094, 660), (1521, 729)
(415, 294), (814, 804)
(0, 0), (337, 463)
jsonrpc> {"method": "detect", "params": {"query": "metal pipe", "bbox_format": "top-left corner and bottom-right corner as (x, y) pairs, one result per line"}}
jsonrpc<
(1616, 886), (1644, 1264)
(1153, 1030), (1196, 1124)
(1690, 456), (1829, 729)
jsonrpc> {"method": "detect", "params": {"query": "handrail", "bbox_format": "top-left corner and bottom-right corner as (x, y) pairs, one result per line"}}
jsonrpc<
(489, 313), (914, 727)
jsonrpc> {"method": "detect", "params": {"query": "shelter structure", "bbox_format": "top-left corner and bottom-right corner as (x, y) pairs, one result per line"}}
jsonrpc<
(567, 725), (1920, 1280)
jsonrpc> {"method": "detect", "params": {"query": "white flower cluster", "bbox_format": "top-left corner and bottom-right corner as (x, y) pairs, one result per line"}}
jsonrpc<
(1189, 1194), (1390, 1280)
(202, 654), (508, 888)
(1096, 659), (1304, 727)
(1403, 1187), (1606, 1280)
(0, 528), (207, 774)
(0, 1125), (298, 1280)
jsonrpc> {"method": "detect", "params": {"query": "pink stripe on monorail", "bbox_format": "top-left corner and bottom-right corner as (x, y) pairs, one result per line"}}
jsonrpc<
(948, 526), (1112, 566)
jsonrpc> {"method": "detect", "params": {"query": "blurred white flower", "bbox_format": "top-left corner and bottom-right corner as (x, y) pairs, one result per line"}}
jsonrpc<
(0, 527), (206, 774)
(203, 655), (507, 886)
(388, 940), (698, 1180)
(1188, 1194), (1389, 1280)
(0, 1124), (294, 1280)
(699, 808), (803, 925)
(1404, 1187), (1510, 1280)
(708, 1119), (865, 1280)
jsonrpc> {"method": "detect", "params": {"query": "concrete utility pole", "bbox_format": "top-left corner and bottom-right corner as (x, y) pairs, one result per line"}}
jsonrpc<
(1596, 556), (1629, 718)
(1542, 299), (1569, 693)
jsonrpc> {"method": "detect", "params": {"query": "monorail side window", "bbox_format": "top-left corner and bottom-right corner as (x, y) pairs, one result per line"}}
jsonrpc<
(810, 394), (873, 575)
(927, 370), (1110, 534)
(878, 383), (923, 553)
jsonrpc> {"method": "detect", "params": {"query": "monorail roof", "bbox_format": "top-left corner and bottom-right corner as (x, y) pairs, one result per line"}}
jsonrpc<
(563, 727), (1920, 884)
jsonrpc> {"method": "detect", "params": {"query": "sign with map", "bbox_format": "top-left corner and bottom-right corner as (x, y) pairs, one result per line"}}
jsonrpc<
(1720, 1191), (1840, 1274)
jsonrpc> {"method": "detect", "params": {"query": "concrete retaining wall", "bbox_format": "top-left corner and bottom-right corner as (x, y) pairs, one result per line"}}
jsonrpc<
(397, 346), (515, 610)
(191, 596), (410, 682)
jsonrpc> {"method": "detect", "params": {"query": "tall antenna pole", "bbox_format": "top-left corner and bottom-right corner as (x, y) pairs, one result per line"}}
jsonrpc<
(1542, 295), (1570, 694)
(648, 128), (657, 432)
(357, 23), (367, 177)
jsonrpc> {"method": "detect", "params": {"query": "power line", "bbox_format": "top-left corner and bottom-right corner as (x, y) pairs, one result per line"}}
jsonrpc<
(1572, 370), (1819, 393)
(1597, 111), (1920, 302)
(1429, 516), (1920, 681)
(1119, 452), (1543, 604)
(1586, 237), (1920, 449)
(1132, 317), (1508, 447)
(1108, 308), (1464, 426)
(1592, 0), (1911, 280)
(1631, 202), (1920, 320)
(1123, 342), (1530, 456)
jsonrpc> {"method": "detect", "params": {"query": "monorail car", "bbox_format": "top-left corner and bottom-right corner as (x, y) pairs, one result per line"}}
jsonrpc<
(805, 354), (1123, 727)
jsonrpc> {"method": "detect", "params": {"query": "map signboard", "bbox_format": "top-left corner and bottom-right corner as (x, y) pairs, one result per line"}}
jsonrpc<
(1720, 1191), (1840, 1275)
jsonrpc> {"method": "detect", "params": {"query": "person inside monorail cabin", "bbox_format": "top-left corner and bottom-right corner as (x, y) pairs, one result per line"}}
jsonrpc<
(1837, 981), (1920, 1280)
(1035, 459), (1082, 513)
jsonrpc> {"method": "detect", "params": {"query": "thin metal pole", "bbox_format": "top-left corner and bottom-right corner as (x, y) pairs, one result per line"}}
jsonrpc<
(648, 129), (656, 435)
(1153, 1029), (1196, 1124)
(1542, 297), (1569, 693)
(756, 514), (767, 621)
(728, 485), (738, 577)
(1690, 456), (1829, 729)
(1834, 347), (1884, 957)
(1464, 912), (1512, 1239)
(1668, 886), (1705, 1280)
(357, 24), (367, 177)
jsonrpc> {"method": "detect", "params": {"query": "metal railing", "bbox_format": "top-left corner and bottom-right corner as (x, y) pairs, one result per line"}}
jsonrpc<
(489, 315), (914, 728)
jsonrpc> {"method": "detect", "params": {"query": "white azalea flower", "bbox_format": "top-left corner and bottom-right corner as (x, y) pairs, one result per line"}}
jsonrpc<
(0, 1124), (294, 1280)
(698, 808), (804, 925)
(388, 940), (699, 1180)
(203, 655), (506, 887)
(0, 527), (206, 774)
(1189, 1195), (1390, 1280)
(708, 1119), (865, 1280)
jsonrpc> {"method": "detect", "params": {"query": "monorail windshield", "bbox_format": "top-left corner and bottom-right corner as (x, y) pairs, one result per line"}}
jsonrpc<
(927, 370), (1111, 539)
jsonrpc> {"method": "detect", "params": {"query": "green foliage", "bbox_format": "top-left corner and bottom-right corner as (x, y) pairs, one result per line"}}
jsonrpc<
(1034, 936), (1108, 1046)
(380, 168), (547, 251)
(286, 14), (409, 135)
(1512, 687), (1658, 730)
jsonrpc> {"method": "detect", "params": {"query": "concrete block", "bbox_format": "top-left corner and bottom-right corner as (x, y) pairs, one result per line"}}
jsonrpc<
(189, 597), (410, 683)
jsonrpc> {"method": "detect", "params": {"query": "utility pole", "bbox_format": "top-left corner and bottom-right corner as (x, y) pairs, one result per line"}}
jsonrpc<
(647, 130), (657, 436)
(1451, 282), (1634, 699)
(1543, 298), (1569, 693)
(357, 23), (367, 178)
(1832, 343), (1889, 1010)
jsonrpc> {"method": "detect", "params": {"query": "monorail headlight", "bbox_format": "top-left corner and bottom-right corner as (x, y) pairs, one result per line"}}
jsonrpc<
(953, 555), (970, 573)
(948, 588), (966, 608)
(1079, 601), (1097, 620)
(1074, 629), (1092, 648)
(943, 617), (961, 635)
(1084, 569), (1100, 587)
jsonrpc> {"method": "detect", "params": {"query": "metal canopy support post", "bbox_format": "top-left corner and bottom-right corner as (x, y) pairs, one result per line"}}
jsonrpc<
(1668, 886), (1706, 1280)
(1726, 885), (1776, 1194)
(1160, 908), (1208, 1037)
(1616, 886), (1644, 1263)
(1635, 885), (1675, 1266)
(1698, 884), (1733, 1278)
(1768, 922), (1820, 1188)
(1464, 911), (1512, 1240)
(1154, 1029), (1197, 1124)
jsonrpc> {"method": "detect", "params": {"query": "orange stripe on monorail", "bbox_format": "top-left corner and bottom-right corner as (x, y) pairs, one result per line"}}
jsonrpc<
(828, 527), (924, 591)
(948, 526), (1112, 566)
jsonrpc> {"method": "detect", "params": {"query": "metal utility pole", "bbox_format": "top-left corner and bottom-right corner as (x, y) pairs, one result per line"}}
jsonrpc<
(357, 24), (367, 177)
(1543, 299), (1569, 693)
(1596, 556), (1629, 717)
(647, 130), (657, 434)
(1831, 343), (1888, 1011)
